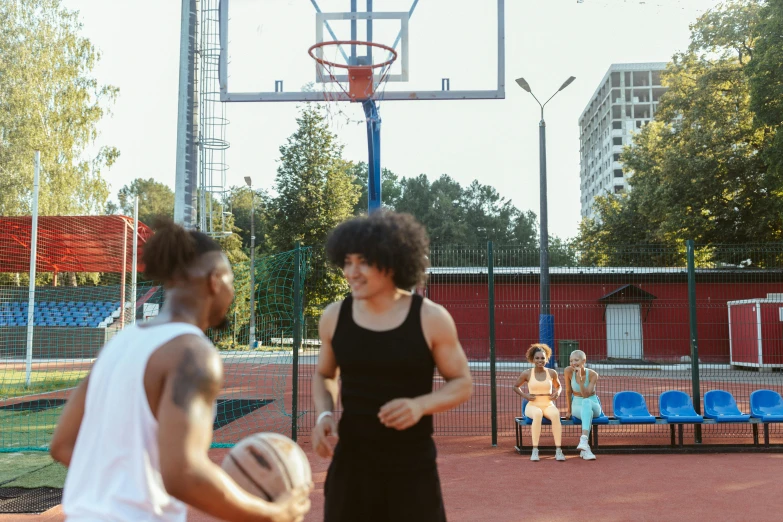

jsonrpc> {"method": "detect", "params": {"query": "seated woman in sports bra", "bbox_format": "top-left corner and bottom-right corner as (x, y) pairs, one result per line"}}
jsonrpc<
(564, 349), (601, 461)
(512, 344), (565, 462)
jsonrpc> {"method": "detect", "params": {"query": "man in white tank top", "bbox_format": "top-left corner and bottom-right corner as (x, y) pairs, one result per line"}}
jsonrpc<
(50, 218), (311, 522)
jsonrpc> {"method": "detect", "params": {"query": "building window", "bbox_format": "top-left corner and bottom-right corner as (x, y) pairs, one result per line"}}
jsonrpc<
(614, 169), (623, 178)
(613, 137), (623, 146)
(612, 121), (622, 130)
(613, 153), (621, 162)
(614, 185), (624, 194)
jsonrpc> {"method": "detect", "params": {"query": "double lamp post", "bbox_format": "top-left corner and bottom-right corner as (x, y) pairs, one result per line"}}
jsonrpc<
(515, 75), (575, 368)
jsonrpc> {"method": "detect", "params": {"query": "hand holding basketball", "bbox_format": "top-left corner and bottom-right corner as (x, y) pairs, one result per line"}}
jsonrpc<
(269, 487), (312, 522)
(312, 413), (338, 458)
(378, 398), (424, 430)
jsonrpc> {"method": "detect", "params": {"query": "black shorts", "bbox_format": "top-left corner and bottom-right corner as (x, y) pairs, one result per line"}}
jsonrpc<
(323, 441), (447, 522)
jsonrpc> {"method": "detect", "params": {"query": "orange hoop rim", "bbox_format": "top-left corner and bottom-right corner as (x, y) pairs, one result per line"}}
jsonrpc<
(308, 40), (398, 71)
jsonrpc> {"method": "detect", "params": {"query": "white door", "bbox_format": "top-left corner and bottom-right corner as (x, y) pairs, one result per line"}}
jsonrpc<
(606, 304), (643, 359)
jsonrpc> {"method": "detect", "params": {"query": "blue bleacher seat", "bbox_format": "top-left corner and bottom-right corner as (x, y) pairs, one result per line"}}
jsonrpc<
(750, 390), (783, 422)
(613, 391), (656, 423)
(659, 391), (703, 423)
(704, 390), (750, 422)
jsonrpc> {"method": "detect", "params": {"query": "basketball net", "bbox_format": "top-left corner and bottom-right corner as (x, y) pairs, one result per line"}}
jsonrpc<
(311, 42), (396, 129)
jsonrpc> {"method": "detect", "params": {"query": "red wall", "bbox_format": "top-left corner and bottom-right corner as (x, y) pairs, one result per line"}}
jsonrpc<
(427, 280), (783, 363)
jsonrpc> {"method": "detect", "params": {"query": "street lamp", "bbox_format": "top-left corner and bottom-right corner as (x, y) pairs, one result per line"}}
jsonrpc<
(244, 176), (256, 349)
(516, 75), (575, 368)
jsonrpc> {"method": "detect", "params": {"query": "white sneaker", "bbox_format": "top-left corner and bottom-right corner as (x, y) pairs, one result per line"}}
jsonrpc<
(555, 448), (566, 461)
(577, 436), (590, 452)
(581, 448), (597, 460)
(530, 448), (540, 462)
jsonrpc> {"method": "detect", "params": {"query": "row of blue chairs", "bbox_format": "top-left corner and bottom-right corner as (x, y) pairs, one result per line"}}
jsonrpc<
(0, 301), (121, 328)
(0, 308), (104, 319)
(0, 301), (119, 311)
(0, 317), (104, 328)
(517, 389), (783, 449)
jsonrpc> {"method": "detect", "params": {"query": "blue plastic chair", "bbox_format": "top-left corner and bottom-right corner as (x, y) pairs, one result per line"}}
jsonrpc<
(750, 390), (783, 422)
(659, 391), (703, 423)
(613, 391), (656, 423)
(704, 390), (750, 422)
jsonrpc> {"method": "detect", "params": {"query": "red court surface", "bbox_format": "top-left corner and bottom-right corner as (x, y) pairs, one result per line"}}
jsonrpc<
(4, 436), (782, 522)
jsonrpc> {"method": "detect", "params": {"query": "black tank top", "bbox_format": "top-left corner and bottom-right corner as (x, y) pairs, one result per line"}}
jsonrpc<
(332, 294), (435, 446)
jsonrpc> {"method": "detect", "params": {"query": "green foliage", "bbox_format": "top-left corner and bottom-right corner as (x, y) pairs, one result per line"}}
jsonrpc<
(268, 105), (360, 315)
(0, 0), (117, 217)
(746, 0), (783, 177)
(226, 186), (271, 255)
(578, 0), (783, 265)
(116, 178), (175, 226)
(387, 174), (539, 247)
(350, 162), (403, 212)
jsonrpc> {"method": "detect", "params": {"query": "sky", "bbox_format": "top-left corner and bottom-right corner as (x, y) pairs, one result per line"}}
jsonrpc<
(63, 0), (720, 240)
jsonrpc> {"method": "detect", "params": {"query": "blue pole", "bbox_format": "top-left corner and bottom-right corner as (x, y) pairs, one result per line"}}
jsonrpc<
(362, 99), (382, 213)
(538, 116), (554, 368)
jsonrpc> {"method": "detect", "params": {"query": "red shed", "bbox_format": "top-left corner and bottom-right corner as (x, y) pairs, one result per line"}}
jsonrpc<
(425, 267), (783, 364)
(728, 297), (783, 369)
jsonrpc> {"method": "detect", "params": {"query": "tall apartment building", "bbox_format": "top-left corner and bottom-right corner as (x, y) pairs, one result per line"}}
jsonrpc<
(579, 63), (668, 220)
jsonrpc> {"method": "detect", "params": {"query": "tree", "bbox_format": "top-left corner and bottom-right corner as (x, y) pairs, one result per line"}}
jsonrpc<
(267, 105), (360, 314)
(350, 162), (403, 213)
(115, 178), (175, 226)
(0, 0), (118, 216)
(746, 0), (783, 178)
(577, 0), (783, 261)
(226, 186), (270, 254)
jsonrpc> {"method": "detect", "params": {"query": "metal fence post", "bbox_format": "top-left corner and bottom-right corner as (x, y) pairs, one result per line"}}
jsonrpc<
(686, 239), (702, 444)
(292, 242), (302, 441)
(488, 241), (498, 446)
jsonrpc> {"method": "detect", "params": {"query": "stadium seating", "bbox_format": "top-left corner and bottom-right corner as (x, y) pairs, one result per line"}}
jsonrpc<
(0, 301), (123, 328)
(659, 391), (704, 423)
(613, 391), (656, 424)
(750, 390), (783, 422)
(515, 388), (782, 453)
(750, 390), (783, 446)
(704, 390), (751, 422)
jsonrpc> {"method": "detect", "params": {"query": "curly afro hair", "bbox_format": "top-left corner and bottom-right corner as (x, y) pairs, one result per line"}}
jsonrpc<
(326, 210), (430, 290)
(526, 344), (552, 363)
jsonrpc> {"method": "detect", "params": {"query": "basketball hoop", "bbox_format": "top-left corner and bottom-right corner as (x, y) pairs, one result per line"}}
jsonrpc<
(308, 41), (398, 102)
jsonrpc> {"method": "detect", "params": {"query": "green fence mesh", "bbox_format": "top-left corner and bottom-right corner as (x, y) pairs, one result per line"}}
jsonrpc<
(206, 246), (311, 446)
(2, 240), (781, 451)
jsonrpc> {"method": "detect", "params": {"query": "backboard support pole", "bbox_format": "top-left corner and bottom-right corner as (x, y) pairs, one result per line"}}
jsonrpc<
(363, 99), (382, 213)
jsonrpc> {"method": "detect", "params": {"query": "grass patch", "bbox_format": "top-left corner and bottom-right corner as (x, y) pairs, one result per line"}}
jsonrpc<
(0, 453), (66, 488)
(0, 370), (87, 399)
(0, 407), (63, 449)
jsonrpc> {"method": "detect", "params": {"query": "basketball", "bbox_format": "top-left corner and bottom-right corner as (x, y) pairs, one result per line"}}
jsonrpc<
(221, 432), (312, 502)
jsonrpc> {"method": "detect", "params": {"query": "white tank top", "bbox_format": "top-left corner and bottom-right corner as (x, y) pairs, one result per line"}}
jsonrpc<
(63, 322), (207, 522)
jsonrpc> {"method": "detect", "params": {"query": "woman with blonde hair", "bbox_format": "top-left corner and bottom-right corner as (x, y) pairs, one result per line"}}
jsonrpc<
(512, 344), (564, 461)
(564, 349), (601, 460)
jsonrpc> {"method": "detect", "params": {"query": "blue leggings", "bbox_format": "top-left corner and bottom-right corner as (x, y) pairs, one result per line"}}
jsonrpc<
(572, 396), (602, 431)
